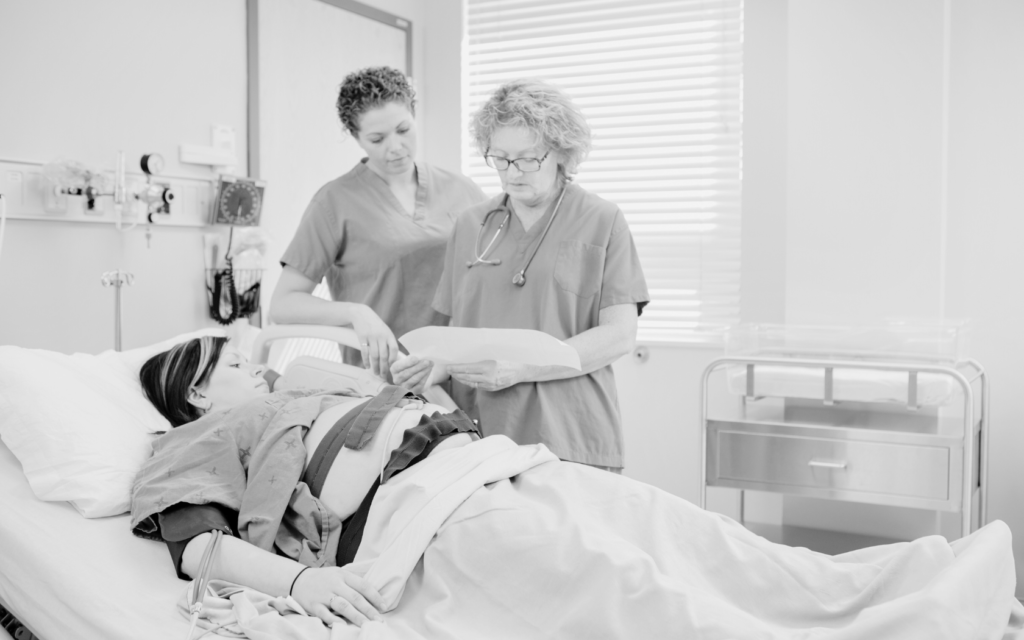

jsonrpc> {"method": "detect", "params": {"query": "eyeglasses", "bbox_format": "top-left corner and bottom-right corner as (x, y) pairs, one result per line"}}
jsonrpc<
(484, 150), (550, 172)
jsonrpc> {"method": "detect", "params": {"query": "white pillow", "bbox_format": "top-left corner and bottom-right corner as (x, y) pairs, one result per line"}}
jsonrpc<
(0, 325), (256, 518)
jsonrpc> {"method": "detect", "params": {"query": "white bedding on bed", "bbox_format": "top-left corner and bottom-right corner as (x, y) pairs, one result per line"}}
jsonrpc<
(0, 439), (188, 640)
(186, 437), (1024, 640)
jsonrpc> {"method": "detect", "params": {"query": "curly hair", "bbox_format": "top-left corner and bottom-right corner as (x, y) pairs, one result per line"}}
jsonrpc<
(470, 79), (592, 177)
(336, 66), (416, 135)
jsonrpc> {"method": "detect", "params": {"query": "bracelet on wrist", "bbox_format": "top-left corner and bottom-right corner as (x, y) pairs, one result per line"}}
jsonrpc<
(289, 566), (311, 597)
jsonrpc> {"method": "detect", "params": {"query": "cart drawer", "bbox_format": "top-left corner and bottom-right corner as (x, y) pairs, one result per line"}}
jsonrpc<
(714, 432), (949, 500)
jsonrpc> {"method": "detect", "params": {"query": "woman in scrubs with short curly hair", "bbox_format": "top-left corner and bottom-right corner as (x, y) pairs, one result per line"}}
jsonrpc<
(271, 67), (486, 380)
(393, 79), (649, 471)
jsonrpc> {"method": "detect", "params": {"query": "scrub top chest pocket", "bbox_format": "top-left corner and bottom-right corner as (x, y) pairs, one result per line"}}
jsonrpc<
(555, 241), (605, 298)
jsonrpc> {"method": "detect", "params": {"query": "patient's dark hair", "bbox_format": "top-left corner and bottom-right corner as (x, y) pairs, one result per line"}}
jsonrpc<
(140, 336), (228, 428)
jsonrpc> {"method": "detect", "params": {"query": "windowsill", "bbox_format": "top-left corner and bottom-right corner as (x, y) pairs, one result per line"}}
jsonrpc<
(635, 339), (726, 351)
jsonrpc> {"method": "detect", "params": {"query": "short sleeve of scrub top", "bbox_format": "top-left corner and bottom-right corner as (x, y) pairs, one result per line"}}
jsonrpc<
(433, 182), (649, 467)
(281, 160), (486, 365)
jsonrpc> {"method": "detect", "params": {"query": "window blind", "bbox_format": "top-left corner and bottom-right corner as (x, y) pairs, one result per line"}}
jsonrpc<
(463, 0), (743, 342)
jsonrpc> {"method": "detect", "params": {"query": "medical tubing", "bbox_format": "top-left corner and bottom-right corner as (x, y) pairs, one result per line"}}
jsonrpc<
(209, 226), (240, 324)
(184, 530), (223, 640)
(201, 531), (223, 590)
(515, 185), (568, 282)
(210, 259), (240, 325)
(469, 204), (511, 267)
(193, 620), (236, 640)
(191, 530), (222, 610)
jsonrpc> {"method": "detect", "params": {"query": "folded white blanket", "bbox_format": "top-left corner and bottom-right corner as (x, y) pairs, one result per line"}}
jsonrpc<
(182, 437), (1023, 639)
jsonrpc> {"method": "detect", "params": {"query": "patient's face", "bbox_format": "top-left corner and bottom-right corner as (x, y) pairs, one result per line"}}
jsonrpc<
(195, 347), (269, 413)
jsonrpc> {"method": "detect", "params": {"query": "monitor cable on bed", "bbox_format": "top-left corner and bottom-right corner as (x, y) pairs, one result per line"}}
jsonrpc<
(185, 529), (224, 640)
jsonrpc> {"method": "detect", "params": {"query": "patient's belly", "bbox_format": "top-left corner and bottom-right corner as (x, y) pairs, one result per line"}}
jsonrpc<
(302, 398), (471, 520)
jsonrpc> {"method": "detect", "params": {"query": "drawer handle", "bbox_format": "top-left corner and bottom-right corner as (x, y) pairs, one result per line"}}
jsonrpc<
(808, 459), (847, 470)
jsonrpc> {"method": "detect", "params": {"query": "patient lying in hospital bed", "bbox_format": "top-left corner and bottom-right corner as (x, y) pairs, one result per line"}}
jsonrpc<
(126, 332), (1024, 640)
(133, 334), (475, 628)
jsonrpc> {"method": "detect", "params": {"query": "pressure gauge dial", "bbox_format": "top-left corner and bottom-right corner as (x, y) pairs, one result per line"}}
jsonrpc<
(212, 175), (265, 226)
(140, 153), (165, 176)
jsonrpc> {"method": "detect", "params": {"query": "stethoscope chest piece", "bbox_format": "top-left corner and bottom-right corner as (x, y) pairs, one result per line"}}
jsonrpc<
(512, 271), (526, 287)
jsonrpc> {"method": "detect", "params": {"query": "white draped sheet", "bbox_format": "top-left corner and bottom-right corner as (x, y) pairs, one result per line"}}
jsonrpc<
(182, 437), (1024, 639)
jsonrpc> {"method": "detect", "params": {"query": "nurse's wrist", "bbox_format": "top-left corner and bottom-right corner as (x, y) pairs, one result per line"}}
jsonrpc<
(335, 301), (374, 327)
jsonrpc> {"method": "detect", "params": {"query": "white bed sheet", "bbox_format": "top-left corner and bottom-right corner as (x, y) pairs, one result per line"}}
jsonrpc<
(0, 439), (189, 640)
(727, 365), (957, 406)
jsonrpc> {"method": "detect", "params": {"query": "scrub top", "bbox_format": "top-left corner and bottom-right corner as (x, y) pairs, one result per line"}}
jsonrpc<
(433, 181), (649, 467)
(281, 160), (486, 365)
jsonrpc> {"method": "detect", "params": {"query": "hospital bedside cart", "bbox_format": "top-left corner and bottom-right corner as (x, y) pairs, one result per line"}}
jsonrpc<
(699, 324), (988, 542)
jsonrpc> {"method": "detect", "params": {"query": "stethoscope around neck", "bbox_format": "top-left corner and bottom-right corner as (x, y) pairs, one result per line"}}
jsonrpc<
(465, 186), (568, 287)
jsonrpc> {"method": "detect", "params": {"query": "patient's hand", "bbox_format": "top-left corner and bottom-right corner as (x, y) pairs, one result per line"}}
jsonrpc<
(448, 360), (526, 392)
(292, 566), (385, 628)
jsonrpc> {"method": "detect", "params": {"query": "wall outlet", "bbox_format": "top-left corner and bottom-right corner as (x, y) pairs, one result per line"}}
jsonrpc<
(3, 170), (24, 209)
(212, 124), (236, 154)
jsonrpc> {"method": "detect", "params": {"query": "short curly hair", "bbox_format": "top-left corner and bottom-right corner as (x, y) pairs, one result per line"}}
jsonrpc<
(336, 66), (416, 135)
(470, 79), (592, 177)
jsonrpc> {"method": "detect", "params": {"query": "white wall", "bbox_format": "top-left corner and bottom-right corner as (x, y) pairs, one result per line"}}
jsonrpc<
(419, 0), (467, 175)
(0, 0), (466, 353)
(0, 0), (248, 353)
(734, 0), (1024, 596)
(615, 345), (723, 502)
(785, 0), (946, 325)
(944, 0), (1024, 598)
(740, 0), (788, 326)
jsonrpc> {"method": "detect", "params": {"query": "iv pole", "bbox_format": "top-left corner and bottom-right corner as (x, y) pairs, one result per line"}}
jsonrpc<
(101, 270), (134, 351)
(100, 152), (135, 352)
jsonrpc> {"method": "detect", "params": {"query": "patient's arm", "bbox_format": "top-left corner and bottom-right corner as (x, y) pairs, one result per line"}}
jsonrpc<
(181, 531), (385, 628)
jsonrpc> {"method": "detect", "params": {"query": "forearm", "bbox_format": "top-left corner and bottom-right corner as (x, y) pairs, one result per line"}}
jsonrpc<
(522, 321), (635, 383)
(269, 290), (364, 327)
(181, 532), (303, 597)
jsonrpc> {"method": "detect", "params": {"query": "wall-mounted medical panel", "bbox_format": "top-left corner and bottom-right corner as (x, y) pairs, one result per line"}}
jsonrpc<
(0, 159), (215, 228)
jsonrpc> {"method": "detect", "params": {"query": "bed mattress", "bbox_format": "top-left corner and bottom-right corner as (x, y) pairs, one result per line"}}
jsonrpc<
(0, 439), (188, 640)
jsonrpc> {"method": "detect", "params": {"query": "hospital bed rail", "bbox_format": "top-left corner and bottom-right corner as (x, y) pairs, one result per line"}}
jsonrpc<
(250, 324), (456, 411)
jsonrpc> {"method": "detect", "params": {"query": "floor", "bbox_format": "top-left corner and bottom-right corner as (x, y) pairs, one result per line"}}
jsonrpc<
(744, 522), (904, 555)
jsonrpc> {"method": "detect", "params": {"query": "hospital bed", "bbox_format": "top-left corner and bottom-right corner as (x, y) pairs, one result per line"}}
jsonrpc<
(1, 323), (1018, 639)
(700, 323), (987, 540)
(0, 325), (377, 640)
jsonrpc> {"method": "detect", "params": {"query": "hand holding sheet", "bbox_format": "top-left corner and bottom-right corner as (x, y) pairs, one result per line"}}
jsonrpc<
(399, 327), (581, 371)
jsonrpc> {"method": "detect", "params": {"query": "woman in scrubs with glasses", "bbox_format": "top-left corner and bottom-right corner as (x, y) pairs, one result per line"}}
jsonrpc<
(270, 67), (486, 380)
(393, 79), (649, 471)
